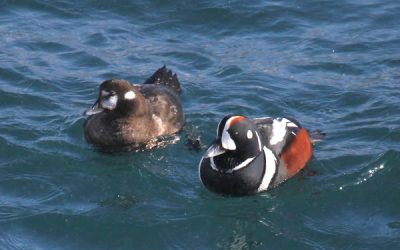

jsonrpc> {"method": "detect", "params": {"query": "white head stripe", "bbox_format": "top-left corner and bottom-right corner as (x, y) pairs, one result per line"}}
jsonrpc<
(101, 90), (109, 96)
(124, 90), (136, 100)
(257, 147), (277, 192)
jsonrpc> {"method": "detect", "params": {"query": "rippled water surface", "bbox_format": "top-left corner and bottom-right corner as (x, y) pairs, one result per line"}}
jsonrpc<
(1, 0), (400, 249)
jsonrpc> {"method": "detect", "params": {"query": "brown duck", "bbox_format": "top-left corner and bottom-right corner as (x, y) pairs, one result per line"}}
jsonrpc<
(84, 66), (185, 148)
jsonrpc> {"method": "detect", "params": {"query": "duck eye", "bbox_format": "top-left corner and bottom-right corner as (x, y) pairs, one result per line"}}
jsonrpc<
(110, 91), (116, 96)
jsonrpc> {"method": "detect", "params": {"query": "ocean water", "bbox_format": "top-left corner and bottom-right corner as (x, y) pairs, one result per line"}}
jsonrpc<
(1, 0), (399, 249)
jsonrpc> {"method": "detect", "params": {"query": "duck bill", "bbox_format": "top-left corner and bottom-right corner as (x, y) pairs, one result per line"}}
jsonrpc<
(205, 143), (226, 158)
(84, 99), (104, 116)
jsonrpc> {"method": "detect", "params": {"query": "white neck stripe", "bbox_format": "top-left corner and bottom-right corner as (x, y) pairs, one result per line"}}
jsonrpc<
(209, 156), (255, 174)
(228, 157), (255, 173)
(257, 147), (277, 192)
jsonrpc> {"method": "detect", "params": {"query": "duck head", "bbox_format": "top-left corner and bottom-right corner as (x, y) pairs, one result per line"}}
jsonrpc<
(85, 79), (146, 117)
(205, 115), (263, 161)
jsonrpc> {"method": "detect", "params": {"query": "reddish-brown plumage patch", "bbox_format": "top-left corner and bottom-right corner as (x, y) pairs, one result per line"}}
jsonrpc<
(229, 116), (246, 127)
(281, 128), (313, 177)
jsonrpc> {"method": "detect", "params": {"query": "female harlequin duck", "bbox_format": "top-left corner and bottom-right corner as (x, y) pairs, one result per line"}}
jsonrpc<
(199, 115), (314, 196)
(84, 66), (185, 148)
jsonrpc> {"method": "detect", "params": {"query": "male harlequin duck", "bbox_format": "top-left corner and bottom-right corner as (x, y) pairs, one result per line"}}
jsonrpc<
(199, 115), (314, 196)
(84, 66), (185, 148)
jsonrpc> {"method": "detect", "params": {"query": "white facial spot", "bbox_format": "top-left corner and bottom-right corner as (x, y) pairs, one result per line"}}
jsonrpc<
(221, 130), (236, 150)
(124, 90), (136, 100)
(101, 90), (109, 96)
(101, 95), (118, 110)
(247, 130), (253, 139)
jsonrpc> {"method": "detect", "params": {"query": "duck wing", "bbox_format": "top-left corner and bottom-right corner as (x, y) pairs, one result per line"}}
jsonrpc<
(143, 66), (181, 95)
(253, 117), (301, 156)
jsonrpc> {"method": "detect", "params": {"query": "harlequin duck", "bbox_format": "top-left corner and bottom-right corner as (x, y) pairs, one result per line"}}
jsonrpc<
(84, 66), (185, 148)
(199, 115), (314, 196)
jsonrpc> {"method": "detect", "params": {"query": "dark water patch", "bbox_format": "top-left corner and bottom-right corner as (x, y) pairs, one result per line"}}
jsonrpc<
(21, 40), (74, 54)
(32, 137), (84, 160)
(2, 0), (80, 19)
(377, 58), (400, 68)
(0, 124), (42, 145)
(1, 75), (64, 95)
(78, 1), (146, 18)
(83, 32), (109, 47)
(160, 51), (214, 70)
(212, 65), (243, 79)
(0, 88), (57, 110)
(388, 221), (400, 229)
(0, 135), (39, 164)
(0, 67), (25, 82)
(57, 51), (109, 68)
(0, 175), (64, 205)
(337, 42), (373, 53)
(99, 193), (139, 210)
(338, 104), (397, 123)
(291, 62), (364, 76)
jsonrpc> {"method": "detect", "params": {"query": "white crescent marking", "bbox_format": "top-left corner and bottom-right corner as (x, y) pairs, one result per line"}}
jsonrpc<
(221, 130), (236, 150)
(220, 116), (244, 150)
(257, 147), (277, 192)
(229, 157), (255, 173)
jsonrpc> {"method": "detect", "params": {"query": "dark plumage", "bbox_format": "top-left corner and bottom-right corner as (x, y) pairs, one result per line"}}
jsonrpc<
(84, 66), (185, 149)
(199, 115), (314, 196)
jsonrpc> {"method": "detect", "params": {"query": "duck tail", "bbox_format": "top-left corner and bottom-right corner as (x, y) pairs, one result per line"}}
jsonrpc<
(309, 129), (326, 145)
(143, 65), (182, 95)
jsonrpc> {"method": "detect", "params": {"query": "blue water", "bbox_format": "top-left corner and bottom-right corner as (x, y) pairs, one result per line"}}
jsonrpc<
(1, 0), (400, 249)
